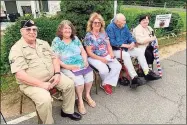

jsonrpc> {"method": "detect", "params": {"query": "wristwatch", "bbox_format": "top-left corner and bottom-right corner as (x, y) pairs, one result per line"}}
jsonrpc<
(54, 72), (61, 75)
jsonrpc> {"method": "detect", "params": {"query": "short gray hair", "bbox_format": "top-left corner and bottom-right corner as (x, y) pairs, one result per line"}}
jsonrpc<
(114, 13), (125, 23)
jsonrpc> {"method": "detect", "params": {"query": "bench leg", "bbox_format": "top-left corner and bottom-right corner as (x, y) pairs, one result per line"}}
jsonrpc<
(94, 72), (98, 95)
(20, 94), (23, 114)
(20, 93), (43, 124)
(35, 109), (43, 124)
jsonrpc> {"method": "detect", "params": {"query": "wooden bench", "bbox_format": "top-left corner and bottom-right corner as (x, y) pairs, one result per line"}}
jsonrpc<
(90, 65), (101, 95)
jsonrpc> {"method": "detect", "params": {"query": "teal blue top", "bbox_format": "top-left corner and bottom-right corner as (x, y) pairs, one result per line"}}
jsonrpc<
(51, 36), (85, 68)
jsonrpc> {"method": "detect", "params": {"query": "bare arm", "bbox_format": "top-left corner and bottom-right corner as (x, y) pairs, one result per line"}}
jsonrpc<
(85, 46), (108, 64)
(107, 41), (114, 58)
(59, 59), (80, 70)
(52, 57), (60, 73)
(80, 47), (87, 62)
(80, 47), (89, 67)
(121, 44), (130, 48)
(86, 46), (103, 60)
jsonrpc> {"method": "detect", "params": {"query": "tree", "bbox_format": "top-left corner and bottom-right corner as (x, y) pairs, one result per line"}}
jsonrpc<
(60, 0), (117, 39)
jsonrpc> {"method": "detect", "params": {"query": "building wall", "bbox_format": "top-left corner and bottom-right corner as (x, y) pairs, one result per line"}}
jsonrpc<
(48, 1), (61, 15)
(1, 1), (6, 12)
(1, 1), (61, 18)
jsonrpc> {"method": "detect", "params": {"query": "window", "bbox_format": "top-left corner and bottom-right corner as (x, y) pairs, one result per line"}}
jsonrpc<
(38, 0), (49, 12)
(21, 6), (32, 15)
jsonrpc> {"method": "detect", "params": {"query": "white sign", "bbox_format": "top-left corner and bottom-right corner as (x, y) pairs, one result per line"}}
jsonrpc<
(154, 14), (172, 28)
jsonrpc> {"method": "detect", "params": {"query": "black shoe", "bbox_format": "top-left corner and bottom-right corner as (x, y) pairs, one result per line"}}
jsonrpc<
(130, 76), (143, 89)
(145, 70), (161, 81)
(61, 110), (82, 121)
(137, 68), (145, 77)
(118, 77), (130, 86)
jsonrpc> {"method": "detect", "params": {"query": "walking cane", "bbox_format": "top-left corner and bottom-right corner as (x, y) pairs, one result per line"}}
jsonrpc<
(0, 111), (7, 124)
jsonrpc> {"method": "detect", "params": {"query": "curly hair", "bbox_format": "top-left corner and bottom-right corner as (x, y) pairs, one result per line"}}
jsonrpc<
(86, 12), (105, 33)
(56, 20), (76, 40)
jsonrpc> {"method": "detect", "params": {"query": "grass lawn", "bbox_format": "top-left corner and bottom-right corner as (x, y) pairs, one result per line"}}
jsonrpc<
(120, 5), (186, 31)
(158, 33), (186, 48)
(1, 74), (18, 94)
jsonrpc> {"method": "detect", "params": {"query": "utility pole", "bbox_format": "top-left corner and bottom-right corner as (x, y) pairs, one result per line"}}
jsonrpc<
(114, 0), (117, 17)
(164, 2), (167, 8)
(30, 1), (37, 18)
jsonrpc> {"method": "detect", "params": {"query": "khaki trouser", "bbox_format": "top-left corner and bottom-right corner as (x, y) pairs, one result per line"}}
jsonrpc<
(19, 73), (75, 124)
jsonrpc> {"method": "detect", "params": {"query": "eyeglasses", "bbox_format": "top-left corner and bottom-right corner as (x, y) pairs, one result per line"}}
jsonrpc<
(92, 21), (101, 25)
(24, 28), (38, 32)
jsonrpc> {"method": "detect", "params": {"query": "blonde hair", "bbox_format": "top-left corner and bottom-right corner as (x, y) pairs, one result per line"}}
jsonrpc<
(86, 12), (105, 32)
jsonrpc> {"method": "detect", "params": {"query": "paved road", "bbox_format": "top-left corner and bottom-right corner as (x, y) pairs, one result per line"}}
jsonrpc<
(4, 49), (186, 124)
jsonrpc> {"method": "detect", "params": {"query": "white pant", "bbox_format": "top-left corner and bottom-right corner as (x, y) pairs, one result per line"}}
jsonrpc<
(113, 48), (149, 79)
(88, 57), (122, 86)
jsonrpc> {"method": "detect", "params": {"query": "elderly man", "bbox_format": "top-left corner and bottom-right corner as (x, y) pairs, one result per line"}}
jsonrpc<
(106, 13), (160, 88)
(9, 20), (81, 124)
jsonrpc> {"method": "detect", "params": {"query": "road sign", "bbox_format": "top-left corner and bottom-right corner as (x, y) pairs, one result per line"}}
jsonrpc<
(154, 14), (172, 28)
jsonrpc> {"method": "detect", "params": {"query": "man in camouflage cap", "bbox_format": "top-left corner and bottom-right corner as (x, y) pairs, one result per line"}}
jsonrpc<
(9, 20), (82, 124)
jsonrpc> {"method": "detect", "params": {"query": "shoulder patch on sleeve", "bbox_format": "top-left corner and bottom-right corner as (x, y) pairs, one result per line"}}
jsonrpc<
(9, 59), (15, 64)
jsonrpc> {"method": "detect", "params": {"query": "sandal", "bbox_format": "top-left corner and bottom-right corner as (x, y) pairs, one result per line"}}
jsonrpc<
(78, 103), (86, 115)
(83, 97), (96, 108)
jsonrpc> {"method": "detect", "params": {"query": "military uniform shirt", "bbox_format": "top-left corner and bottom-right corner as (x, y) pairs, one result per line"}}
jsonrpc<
(9, 37), (56, 84)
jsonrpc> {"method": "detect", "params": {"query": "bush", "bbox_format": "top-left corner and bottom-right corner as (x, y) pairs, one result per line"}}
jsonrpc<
(131, 10), (184, 37)
(120, 8), (184, 37)
(60, 0), (121, 39)
(1, 15), (62, 75)
(119, 7), (143, 30)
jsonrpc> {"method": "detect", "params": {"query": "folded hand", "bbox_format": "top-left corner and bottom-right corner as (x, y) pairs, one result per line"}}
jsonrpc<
(48, 74), (61, 89)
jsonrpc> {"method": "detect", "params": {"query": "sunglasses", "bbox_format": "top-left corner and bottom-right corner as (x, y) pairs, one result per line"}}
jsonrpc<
(24, 27), (38, 32)
(92, 21), (101, 25)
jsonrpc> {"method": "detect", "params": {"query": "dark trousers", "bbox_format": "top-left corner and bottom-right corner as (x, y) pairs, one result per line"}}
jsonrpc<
(145, 45), (154, 65)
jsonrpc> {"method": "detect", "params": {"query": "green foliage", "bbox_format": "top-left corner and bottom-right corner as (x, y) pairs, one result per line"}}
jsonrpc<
(1, 15), (62, 74)
(1, 15), (35, 74)
(120, 6), (186, 32)
(131, 10), (184, 37)
(1, 0), (120, 75)
(1, 74), (18, 93)
(174, 11), (186, 31)
(60, 0), (115, 39)
(122, 0), (186, 8)
(34, 17), (62, 45)
(120, 7), (143, 30)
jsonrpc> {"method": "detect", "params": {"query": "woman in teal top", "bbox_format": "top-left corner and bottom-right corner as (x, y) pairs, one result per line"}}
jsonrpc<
(51, 20), (96, 115)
